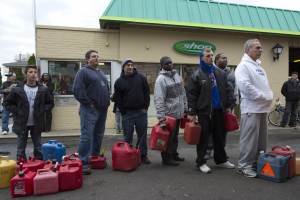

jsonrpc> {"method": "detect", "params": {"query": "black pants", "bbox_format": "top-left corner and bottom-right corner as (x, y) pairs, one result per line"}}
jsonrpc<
(44, 111), (52, 132)
(16, 126), (43, 160)
(161, 119), (180, 161)
(196, 109), (227, 166)
(281, 100), (299, 126)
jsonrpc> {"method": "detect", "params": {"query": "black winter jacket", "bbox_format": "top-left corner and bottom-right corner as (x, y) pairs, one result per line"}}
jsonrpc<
(281, 79), (300, 101)
(186, 66), (234, 116)
(4, 83), (54, 134)
(114, 69), (150, 114)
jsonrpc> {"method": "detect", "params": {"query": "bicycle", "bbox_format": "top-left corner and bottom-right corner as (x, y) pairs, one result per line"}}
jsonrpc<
(268, 98), (300, 126)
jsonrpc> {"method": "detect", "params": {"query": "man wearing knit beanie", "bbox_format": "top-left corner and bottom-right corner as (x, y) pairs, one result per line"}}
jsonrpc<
(114, 58), (151, 164)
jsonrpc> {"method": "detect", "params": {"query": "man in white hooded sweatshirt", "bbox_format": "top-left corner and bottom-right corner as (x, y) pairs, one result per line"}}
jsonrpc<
(235, 39), (273, 178)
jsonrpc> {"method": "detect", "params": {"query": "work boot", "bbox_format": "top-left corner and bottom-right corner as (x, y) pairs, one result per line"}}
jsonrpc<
(141, 156), (151, 164)
(173, 155), (185, 162)
(162, 159), (179, 166)
(82, 166), (91, 175)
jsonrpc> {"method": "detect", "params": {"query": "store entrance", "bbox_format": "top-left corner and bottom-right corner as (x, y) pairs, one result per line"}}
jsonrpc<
(289, 47), (300, 75)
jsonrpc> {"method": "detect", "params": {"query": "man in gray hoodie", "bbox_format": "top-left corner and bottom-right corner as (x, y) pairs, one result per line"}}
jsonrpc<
(154, 56), (188, 166)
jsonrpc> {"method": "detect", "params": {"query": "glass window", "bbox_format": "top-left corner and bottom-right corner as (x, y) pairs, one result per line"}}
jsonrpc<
(48, 61), (80, 95)
(98, 62), (111, 93)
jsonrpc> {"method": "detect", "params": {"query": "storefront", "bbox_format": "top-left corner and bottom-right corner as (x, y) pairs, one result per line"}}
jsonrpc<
(36, 0), (300, 131)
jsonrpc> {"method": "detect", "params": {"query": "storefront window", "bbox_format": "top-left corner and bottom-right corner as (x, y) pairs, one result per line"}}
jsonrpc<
(98, 62), (112, 93)
(48, 61), (80, 95)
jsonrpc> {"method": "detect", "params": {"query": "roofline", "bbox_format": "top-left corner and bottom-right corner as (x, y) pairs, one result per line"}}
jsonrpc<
(36, 25), (118, 33)
(100, 16), (300, 37)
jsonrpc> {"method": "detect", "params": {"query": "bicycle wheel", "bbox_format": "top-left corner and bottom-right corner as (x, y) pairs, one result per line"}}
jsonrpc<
(268, 110), (283, 126)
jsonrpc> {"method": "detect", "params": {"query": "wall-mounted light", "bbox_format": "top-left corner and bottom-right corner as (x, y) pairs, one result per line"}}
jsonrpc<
(272, 43), (284, 61)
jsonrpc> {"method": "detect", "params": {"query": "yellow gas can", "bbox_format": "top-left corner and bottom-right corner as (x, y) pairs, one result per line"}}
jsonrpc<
(0, 156), (16, 188)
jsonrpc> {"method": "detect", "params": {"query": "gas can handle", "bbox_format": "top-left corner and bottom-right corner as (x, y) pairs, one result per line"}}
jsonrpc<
(0, 155), (9, 161)
(272, 145), (290, 151)
(37, 168), (51, 174)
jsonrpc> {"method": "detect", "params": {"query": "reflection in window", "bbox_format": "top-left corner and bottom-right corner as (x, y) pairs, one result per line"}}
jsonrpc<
(48, 61), (80, 95)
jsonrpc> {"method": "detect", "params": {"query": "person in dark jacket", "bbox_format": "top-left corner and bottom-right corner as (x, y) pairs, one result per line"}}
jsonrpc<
(73, 50), (110, 175)
(280, 71), (300, 127)
(39, 73), (54, 132)
(1, 72), (19, 135)
(114, 58), (151, 164)
(4, 65), (54, 161)
(186, 47), (235, 173)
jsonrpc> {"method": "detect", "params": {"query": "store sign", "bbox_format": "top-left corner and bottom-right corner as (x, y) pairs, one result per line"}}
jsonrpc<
(173, 40), (216, 55)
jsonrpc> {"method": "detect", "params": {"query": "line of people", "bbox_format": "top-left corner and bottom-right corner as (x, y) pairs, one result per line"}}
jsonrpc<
(72, 38), (273, 178)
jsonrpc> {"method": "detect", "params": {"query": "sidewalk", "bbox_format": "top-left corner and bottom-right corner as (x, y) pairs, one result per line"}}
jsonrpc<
(0, 125), (298, 139)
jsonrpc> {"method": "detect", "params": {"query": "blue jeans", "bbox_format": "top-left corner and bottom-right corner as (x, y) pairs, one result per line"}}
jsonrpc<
(2, 106), (10, 132)
(122, 110), (148, 157)
(78, 105), (107, 166)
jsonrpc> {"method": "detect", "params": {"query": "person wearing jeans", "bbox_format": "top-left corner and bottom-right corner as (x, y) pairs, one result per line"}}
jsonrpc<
(114, 58), (151, 164)
(280, 71), (300, 127)
(4, 65), (54, 160)
(73, 50), (110, 175)
(1, 72), (18, 135)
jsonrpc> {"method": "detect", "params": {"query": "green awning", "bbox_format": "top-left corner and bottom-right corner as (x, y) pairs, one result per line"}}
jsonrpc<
(100, 0), (300, 36)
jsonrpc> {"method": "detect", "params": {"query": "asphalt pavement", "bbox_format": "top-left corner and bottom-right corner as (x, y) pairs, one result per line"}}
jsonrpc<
(1, 128), (300, 200)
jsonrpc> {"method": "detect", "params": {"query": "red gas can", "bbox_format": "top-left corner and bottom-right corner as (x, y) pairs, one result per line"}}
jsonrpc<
(166, 116), (177, 133)
(271, 145), (296, 178)
(180, 115), (191, 129)
(62, 154), (82, 172)
(10, 164), (36, 198)
(89, 155), (107, 169)
(58, 163), (82, 191)
(33, 169), (59, 195)
(149, 123), (170, 151)
(16, 157), (44, 173)
(112, 141), (140, 171)
(224, 112), (239, 132)
(184, 122), (201, 145)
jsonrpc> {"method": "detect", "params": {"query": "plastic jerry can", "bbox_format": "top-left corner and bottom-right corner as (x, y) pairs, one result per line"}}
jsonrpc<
(180, 115), (191, 129)
(42, 140), (66, 163)
(271, 145), (296, 178)
(89, 155), (107, 169)
(224, 112), (239, 132)
(33, 169), (59, 195)
(58, 163), (82, 191)
(166, 116), (177, 133)
(112, 141), (140, 171)
(62, 153), (82, 172)
(149, 123), (170, 151)
(184, 122), (201, 145)
(16, 157), (44, 173)
(10, 163), (36, 198)
(296, 157), (300, 175)
(257, 153), (289, 183)
(0, 156), (16, 188)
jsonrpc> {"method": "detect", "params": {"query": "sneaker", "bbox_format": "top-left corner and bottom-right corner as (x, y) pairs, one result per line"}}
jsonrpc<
(141, 156), (151, 164)
(217, 161), (235, 169)
(82, 166), (91, 175)
(237, 168), (257, 178)
(1, 131), (8, 135)
(162, 160), (179, 166)
(173, 155), (185, 162)
(199, 164), (212, 173)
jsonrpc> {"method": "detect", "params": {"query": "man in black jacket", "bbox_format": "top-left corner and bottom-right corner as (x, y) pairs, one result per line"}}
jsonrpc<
(186, 48), (235, 173)
(280, 71), (300, 127)
(114, 58), (151, 164)
(4, 65), (54, 161)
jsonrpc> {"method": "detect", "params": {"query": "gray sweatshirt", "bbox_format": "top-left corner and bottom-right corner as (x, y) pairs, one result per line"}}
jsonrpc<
(154, 69), (188, 119)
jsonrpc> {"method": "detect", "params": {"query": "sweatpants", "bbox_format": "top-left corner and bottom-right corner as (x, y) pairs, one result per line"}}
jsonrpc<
(238, 113), (268, 169)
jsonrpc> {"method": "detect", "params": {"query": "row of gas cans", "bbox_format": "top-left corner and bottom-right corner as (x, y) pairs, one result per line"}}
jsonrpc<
(10, 154), (83, 197)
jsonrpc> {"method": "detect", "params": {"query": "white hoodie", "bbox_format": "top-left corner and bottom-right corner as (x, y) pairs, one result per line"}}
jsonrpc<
(235, 54), (273, 114)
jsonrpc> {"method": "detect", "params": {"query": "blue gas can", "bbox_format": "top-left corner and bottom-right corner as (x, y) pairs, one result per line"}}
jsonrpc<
(42, 140), (66, 163)
(257, 153), (289, 183)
